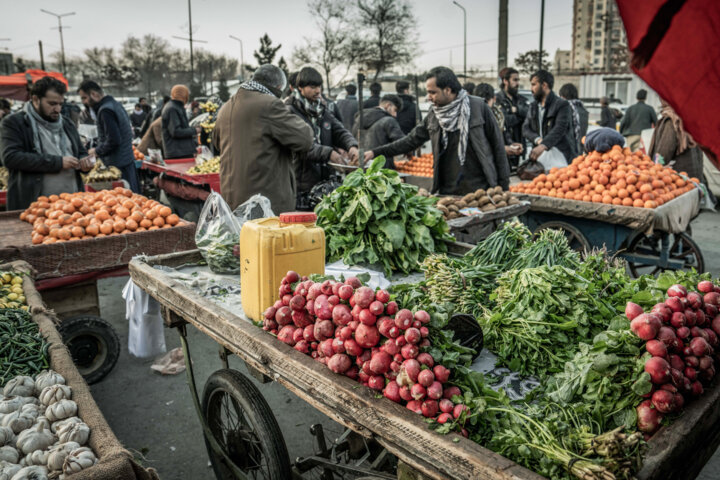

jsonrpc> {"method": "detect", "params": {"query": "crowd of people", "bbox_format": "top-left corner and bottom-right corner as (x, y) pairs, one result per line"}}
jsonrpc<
(0, 63), (708, 214)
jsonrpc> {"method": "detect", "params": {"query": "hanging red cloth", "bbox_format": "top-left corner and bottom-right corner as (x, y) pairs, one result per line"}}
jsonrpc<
(616, 0), (720, 168)
(0, 70), (69, 101)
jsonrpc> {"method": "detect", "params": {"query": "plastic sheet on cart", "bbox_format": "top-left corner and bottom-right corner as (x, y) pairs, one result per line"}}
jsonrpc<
(123, 278), (166, 358)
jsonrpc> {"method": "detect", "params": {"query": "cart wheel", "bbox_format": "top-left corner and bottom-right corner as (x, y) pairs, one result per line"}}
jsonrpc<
(202, 369), (291, 480)
(533, 221), (591, 253)
(57, 315), (120, 385)
(626, 232), (705, 278)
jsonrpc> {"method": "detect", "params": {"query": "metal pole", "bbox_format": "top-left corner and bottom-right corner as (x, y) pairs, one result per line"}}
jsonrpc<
(452, 1), (467, 78)
(357, 72), (366, 165)
(40, 10), (75, 76)
(38, 41), (45, 71)
(498, 0), (508, 71)
(539, 0), (545, 71)
(229, 35), (245, 80)
(188, 0), (194, 84)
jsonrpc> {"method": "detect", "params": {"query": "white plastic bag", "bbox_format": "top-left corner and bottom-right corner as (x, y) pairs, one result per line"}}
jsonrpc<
(537, 147), (568, 172)
(123, 279), (166, 358)
(195, 146), (214, 164)
(232, 193), (274, 225)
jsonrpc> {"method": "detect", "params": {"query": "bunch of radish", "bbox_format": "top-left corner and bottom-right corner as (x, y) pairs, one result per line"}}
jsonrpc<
(628, 281), (720, 434)
(262, 271), (470, 430)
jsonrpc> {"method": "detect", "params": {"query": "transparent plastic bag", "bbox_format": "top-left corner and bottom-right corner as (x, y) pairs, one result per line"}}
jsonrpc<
(233, 193), (274, 224)
(196, 192), (243, 274)
(147, 148), (163, 164)
(123, 279), (166, 358)
(196, 146), (214, 165)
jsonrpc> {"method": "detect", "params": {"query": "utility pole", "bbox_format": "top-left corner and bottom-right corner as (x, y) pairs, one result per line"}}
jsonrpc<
(38, 41), (45, 70)
(498, 0), (508, 72)
(40, 9), (75, 76)
(452, 1), (467, 79)
(172, 0), (208, 85)
(229, 35), (245, 80)
(538, 0), (545, 71)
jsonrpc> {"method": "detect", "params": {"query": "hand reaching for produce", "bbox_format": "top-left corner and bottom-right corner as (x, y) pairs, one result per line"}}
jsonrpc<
(78, 156), (94, 172)
(529, 144), (547, 161)
(348, 146), (359, 165)
(363, 150), (375, 163)
(329, 150), (344, 164)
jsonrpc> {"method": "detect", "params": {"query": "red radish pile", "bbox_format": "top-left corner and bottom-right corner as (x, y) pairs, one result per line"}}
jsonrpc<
(262, 271), (469, 429)
(628, 281), (720, 434)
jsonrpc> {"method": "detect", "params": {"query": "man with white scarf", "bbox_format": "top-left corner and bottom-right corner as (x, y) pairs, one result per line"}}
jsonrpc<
(0, 76), (91, 210)
(365, 67), (509, 195)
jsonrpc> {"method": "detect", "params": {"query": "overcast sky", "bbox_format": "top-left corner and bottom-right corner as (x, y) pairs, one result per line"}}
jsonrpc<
(3, 0), (573, 74)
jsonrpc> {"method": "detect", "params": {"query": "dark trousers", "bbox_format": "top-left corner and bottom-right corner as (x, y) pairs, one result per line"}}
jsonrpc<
(120, 163), (141, 193)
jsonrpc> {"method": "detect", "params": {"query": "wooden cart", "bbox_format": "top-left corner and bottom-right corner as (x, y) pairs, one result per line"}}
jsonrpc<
(0, 210), (196, 383)
(445, 201), (531, 244)
(128, 249), (720, 480)
(2, 260), (158, 480)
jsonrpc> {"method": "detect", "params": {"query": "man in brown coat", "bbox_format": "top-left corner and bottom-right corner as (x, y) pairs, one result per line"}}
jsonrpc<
(137, 117), (163, 156)
(213, 65), (314, 213)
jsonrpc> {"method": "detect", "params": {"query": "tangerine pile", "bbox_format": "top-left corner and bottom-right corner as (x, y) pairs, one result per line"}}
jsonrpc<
(509, 146), (698, 208)
(395, 153), (434, 178)
(21, 187), (183, 245)
(133, 145), (145, 161)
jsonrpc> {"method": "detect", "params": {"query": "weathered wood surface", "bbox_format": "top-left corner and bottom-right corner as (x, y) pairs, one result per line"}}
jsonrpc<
(447, 201), (531, 230)
(129, 254), (544, 480)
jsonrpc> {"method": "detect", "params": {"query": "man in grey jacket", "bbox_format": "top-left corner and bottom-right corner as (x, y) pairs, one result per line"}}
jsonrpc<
(352, 94), (405, 168)
(364, 67), (509, 195)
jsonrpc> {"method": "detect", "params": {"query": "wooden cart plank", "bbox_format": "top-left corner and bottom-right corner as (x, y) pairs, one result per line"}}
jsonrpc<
(128, 256), (544, 480)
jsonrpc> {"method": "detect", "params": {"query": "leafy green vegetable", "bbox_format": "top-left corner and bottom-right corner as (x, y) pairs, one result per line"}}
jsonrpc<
(315, 157), (453, 275)
(465, 220), (531, 268)
(509, 228), (580, 270)
(0, 309), (50, 386)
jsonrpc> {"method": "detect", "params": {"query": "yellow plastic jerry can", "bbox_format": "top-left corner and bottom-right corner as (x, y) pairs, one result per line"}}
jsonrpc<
(240, 212), (325, 321)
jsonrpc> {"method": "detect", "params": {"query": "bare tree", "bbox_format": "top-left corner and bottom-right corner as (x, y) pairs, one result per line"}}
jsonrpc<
(356, 0), (418, 80)
(514, 50), (551, 75)
(121, 35), (175, 97)
(293, 0), (359, 93)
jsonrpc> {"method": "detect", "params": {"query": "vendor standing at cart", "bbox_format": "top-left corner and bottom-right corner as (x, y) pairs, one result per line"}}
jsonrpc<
(364, 66), (509, 195)
(162, 85), (201, 160)
(1, 76), (92, 210)
(77, 80), (141, 193)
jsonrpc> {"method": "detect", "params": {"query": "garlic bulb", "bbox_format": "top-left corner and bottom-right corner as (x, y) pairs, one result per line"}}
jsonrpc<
(15, 423), (54, 455)
(0, 398), (22, 415)
(62, 447), (96, 474)
(32, 417), (49, 432)
(49, 418), (80, 435)
(0, 446), (18, 464)
(46, 442), (79, 472)
(57, 423), (88, 446)
(23, 449), (49, 466)
(1, 411), (33, 434)
(18, 405), (40, 422)
(0, 461), (21, 480)
(2, 377), (34, 398)
(0, 428), (13, 447)
(8, 465), (48, 480)
(44, 401), (76, 423)
(32, 372), (64, 397)
(37, 387), (70, 409)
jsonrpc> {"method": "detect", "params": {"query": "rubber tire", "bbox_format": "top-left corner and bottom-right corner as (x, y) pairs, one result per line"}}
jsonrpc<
(202, 369), (291, 480)
(626, 231), (705, 278)
(533, 221), (591, 253)
(57, 315), (120, 385)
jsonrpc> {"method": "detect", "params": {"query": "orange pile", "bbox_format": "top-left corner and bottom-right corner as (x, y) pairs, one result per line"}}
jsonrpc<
(509, 146), (698, 209)
(133, 145), (145, 161)
(395, 153), (434, 178)
(21, 187), (182, 245)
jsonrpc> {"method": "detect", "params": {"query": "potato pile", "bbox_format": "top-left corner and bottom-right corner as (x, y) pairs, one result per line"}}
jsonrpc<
(423, 186), (519, 220)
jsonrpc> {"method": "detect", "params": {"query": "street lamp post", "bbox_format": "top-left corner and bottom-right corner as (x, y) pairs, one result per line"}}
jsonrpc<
(538, 0), (545, 71)
(229, 35), (245, 81)
(452, 1), (467, 79)
(40, 9), (75, 76)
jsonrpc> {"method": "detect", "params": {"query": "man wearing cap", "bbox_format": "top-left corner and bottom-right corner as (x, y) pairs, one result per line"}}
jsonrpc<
(162, 84), (201, 159)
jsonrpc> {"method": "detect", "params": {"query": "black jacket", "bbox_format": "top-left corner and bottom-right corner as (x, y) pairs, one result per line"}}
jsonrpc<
(0, 111), (87, 210)
(94, 95), (135, 168)
(336, 96), (359, 132)
(286, 96), (358, 193)
(396, 93), (419, 134)
(523, 91), (577, 162)
(495, 89), (529, 149)
(162, 99), (196, 159)
(620, 102), (657, 136)
(352, 107), (405, 166)
(363, 95), (380, 109)
(599, 105), (616, 129)
(373, 95), (509, 193)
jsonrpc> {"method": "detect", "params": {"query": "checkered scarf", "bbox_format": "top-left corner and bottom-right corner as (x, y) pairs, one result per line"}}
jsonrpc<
(432, 89), (471, 166)
(239, 80), (275, 97)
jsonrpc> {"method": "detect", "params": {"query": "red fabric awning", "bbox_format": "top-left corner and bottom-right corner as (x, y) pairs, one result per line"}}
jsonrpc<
(0, 70), (69, 101)
(616, 0), (720, 169)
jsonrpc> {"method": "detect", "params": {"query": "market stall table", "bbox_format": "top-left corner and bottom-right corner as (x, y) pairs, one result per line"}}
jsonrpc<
(0, 209), (197, 383)
(1, 259), (159, 480)
(513, 188), (704, 277)
(128, 248), (720, 480)
(445, 201), (531, 244)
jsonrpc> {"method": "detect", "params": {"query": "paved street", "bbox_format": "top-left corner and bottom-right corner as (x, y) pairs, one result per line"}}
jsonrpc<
(89, 210), (720, 480)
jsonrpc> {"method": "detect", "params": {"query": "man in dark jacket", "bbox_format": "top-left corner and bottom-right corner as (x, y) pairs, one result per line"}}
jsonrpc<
(1, 76), (91, 210)
(559, 83), (588, 156)
(495, 67), (528, 168)
(129, 103), (147, 136)
(352, 94), (405, 167)
(78, 80), (140, 192)
(364, 67), (509, 195)
(395, 81), (419, 134)
(286, 67), (358, 203)
(523, 70), (577, 163)
(162, 84), (201, 160)
(620, 89), (657, 151)
(363, 82), (382, 108)
(599, 97), (616, 129)
(213, 65), (314, 213)
(336, 84), (359, 132)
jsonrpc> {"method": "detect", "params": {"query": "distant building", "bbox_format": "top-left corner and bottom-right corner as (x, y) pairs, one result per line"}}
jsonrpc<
(571, 0), (628, 72)
(553, 50), (572, 74)
(579, 73), (660, 109)
(0, 53), (13, 76)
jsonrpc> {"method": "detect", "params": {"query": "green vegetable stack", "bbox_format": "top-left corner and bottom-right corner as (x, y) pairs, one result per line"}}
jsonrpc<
(316, 157), (453, 275)
(0, 309), (50, 386)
